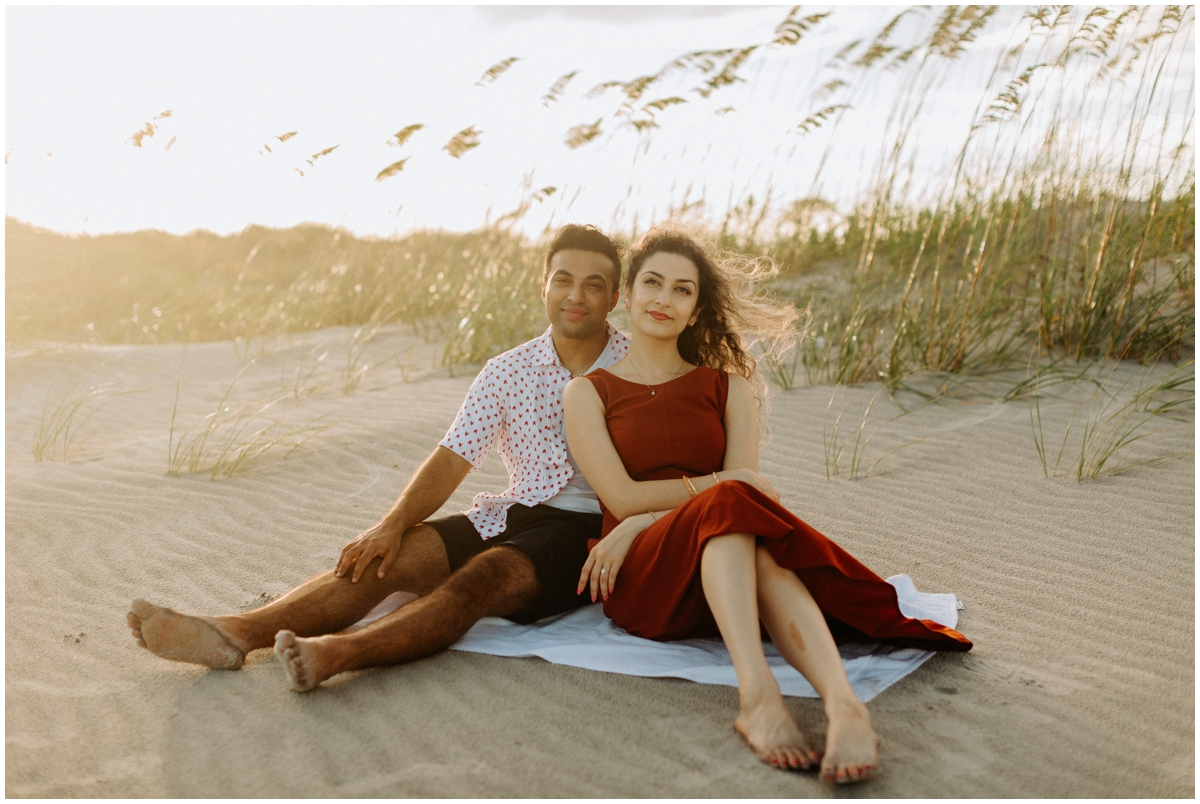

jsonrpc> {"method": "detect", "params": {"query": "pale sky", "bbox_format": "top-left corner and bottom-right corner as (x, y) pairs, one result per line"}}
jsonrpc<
(5, 5), (1194, 239)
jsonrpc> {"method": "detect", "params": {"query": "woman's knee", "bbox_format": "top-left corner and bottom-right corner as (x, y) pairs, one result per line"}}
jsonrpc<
(754, 544), (790, 584)
(703, 531), (756, 553)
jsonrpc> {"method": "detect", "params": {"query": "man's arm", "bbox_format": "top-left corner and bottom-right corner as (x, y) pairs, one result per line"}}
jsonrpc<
(335, 446), (472, 583)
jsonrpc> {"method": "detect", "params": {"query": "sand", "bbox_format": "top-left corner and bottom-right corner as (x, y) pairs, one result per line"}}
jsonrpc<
(6, 326), (1194, 797)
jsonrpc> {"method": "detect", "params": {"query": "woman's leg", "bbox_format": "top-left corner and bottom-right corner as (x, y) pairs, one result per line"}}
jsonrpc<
(754, 544), (879, 784)
(699, 533), (819, 770)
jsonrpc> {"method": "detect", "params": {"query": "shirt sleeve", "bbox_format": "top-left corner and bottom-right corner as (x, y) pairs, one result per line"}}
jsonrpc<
(438, 360), (506, 471)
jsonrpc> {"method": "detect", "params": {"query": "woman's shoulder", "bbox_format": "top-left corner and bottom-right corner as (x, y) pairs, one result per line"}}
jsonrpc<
(723, 369), (749, 389)
(691, 364), (734, 389)
(566, 369), (613, 396)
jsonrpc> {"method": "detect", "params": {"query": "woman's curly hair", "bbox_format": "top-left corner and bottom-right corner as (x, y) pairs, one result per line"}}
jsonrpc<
(627, 225), (805, 435)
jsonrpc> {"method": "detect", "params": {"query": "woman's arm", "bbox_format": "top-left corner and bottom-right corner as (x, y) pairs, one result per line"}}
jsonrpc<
(722, 373), (760, 473)
(564, 378), (696, 520)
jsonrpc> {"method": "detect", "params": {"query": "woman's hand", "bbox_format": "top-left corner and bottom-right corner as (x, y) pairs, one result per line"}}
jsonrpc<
(578, 512), (655, 602)
(722, 467), (781, 502)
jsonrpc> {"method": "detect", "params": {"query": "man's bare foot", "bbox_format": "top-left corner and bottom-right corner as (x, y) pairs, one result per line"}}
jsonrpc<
(819, 699), (880, 784)
(127, 599), (245, 670)
(734, 693), (819, 770)
(274, 630), (332, 692)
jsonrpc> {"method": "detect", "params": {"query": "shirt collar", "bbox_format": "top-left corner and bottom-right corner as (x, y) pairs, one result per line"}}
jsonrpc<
(533, 321), (629, 369)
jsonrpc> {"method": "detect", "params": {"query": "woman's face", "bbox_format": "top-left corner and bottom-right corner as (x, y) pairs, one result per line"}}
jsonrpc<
(626, 252), (701, 340)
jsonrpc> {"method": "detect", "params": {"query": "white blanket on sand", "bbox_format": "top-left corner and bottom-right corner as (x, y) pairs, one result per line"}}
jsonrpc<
(351, 575), (962, 703)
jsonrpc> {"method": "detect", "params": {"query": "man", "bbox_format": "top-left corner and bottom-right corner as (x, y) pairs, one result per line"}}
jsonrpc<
(128, 224), (629, 691)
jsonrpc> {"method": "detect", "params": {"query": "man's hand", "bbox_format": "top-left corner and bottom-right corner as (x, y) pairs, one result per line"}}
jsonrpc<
(336, 446), (471, 584)
(336, 522), (403, 583)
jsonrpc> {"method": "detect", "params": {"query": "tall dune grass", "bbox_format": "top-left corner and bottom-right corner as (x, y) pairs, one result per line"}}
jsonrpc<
(5, 7), (1193, 385)
(5, 220), (544, 367)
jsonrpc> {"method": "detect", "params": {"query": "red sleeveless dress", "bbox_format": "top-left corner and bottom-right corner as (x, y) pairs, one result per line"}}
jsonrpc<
(584, 366), (971, 651)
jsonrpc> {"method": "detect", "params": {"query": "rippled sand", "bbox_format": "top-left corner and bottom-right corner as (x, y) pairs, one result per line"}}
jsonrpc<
(6, 328), (1194, 796)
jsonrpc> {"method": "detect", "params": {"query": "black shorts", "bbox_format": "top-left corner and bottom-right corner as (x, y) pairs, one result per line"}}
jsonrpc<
(425, 504), (601, 624)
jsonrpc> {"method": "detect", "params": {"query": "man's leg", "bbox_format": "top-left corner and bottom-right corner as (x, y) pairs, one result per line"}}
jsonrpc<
(275, 544), (539, 691)
(127, 524), (451, 670)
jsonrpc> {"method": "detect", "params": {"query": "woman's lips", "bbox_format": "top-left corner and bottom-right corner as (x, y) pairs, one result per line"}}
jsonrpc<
(648, 311), (670, 321)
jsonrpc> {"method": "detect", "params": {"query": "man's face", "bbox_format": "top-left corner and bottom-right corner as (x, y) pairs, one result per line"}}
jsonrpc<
(541, 249), (620, 340)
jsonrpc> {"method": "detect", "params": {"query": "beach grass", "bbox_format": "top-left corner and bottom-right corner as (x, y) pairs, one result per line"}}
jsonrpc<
(1029, 356), (1195, 480)
(5, 8), (1193, 457)
(167, 361), (332, 479)
(32, 376), (113, 461)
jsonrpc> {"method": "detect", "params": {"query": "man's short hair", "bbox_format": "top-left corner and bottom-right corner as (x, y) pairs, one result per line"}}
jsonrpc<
(542, 224), (624, 292)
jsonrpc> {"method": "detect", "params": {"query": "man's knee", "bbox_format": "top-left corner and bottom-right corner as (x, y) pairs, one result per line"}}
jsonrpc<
(442, 545), (540, 617)
(362, 524), (451, 595)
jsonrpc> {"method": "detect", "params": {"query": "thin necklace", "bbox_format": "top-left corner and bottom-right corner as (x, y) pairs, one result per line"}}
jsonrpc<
(627, 352), (686, 396)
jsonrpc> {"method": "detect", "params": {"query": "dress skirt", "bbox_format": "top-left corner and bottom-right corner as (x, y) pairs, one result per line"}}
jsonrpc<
(602, 480), (972, 652)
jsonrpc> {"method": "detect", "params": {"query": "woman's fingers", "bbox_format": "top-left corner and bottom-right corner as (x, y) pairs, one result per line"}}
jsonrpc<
(590, 563), (602, 602)
(591, 549), (612, 602)
(577, 553), (596, 595)
(606, 558), (622, 598)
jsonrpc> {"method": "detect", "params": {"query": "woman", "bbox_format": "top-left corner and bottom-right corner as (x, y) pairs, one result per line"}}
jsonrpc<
(563, 227), (970, 784)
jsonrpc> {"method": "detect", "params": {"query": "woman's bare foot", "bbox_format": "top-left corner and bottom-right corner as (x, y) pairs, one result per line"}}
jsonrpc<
(274, 630), (333, 692)
(734, 691), (819, 770)
(126, 599), (245, 670)
(819, 699), (879, 784)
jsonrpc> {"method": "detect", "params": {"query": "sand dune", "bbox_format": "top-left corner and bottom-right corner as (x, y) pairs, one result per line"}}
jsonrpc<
(6, 327), (1194, 796)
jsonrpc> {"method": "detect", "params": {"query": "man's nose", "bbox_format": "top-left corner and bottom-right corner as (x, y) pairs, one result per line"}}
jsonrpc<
(567, 283), (586, 302)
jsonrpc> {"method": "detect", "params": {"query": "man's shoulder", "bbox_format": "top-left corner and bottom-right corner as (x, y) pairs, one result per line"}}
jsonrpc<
(480, 331), (552, 374)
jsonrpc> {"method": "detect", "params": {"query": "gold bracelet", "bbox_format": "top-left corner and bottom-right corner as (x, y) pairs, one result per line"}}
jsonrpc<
(682, 475), (698, 497)
(648, 510), (660, 521)
(712, 472), (721, 485)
